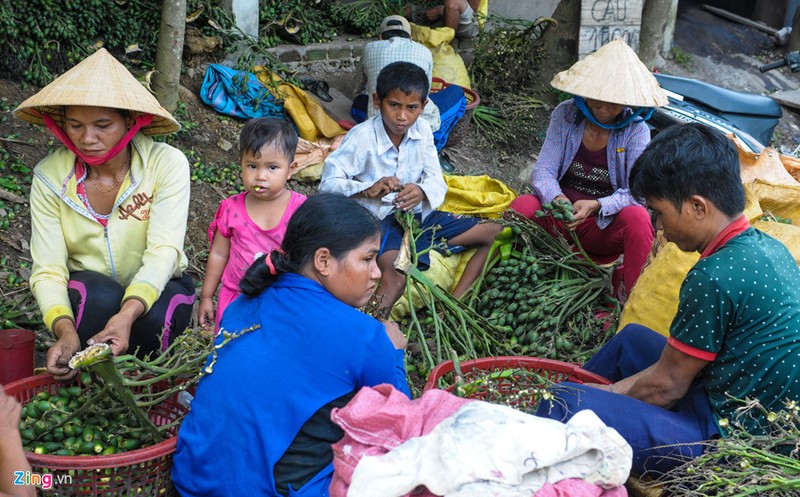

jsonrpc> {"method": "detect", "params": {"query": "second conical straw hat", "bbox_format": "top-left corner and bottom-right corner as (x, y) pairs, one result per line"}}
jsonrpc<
(550, 39), (668, 108)
(14, 48), (180, 135)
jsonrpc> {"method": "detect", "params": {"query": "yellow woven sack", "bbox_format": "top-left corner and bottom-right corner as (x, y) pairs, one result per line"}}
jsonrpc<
(617, 238), (699, 336)
(390, 248), (477, 320)
(478, 0), (489, 27)
(752, 220), (800, 264)
(781, 154), (800, 183)
(439, 175), (518, 219)
(743, 182), (764, 223)
(410, 24), (471, 88)
(293, 163), (324, 182)
(747, 179), (800, 222)
(738, 143), (800, 185)
(253, 66), (346, 142)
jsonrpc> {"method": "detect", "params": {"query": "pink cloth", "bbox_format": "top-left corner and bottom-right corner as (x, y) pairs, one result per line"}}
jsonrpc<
(208, 190), (306, 329)
(535, 479), (628, 497)
(330, 385), (629, 497)
(329, 384), (473, 497)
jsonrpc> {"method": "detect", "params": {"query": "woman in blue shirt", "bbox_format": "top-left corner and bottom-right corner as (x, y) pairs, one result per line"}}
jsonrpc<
(172, 193), (410, 497)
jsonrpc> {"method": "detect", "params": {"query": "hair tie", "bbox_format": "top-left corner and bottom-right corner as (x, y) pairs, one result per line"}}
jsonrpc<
(265, 252), (278, 276)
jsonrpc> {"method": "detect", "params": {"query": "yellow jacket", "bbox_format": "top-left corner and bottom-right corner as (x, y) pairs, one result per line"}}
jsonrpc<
(29, 133), (190, 331)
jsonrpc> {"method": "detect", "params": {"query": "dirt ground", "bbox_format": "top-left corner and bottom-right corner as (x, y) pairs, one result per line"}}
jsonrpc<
(1, 1), (799, 350)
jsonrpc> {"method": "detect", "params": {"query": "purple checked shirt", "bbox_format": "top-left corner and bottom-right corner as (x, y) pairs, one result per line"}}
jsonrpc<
(531, 99), (651, 229)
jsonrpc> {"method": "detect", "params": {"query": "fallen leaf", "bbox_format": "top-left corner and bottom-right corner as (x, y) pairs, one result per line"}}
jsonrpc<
(186, 6), (204, 22)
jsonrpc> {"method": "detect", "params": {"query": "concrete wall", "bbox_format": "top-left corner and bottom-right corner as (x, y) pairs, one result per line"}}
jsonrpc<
(267, 39), (371, 98)
(662, 0), (679, 54)
(486, 0), (561, 22)
(222, 0), (259, 38)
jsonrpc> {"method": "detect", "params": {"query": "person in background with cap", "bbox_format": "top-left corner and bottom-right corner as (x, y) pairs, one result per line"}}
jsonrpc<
(509, 39), (668, 300)
(353, 15), (440, 131)
(14, 48), (195, 379)
(352, 15), (466, 161)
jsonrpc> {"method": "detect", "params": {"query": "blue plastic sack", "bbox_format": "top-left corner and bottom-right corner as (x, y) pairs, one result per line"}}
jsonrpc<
(430, 84), (466, 152)
(200, 64), (284, 120)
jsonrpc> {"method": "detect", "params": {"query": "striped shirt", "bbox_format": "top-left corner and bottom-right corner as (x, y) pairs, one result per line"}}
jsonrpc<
(531, 99), (650, 229)
(319, 114), (446, 221)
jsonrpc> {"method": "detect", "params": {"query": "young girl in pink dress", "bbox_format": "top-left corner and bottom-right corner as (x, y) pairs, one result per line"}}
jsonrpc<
(199, 118), (306, 331)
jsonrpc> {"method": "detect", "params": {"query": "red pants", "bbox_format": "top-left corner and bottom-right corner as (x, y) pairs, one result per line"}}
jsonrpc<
(509, 194), (654, 299)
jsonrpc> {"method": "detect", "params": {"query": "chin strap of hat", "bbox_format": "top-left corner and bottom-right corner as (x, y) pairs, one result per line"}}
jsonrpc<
(38, 112), (154, 166)
(573, 96), (654, 130)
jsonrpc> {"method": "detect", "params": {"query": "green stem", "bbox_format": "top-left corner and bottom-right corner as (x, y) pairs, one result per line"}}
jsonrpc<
(567, 230), (605, 274)
(90, 359), (162, 440)
(406, 277), (434, 370)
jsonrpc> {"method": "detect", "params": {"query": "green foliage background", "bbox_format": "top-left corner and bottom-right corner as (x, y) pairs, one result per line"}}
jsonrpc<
(0, 0), (232, 87)
(0, 0), (408, 88)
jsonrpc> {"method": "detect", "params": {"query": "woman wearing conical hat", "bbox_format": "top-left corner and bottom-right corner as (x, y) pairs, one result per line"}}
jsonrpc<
(510, 39), (668, 301)
(15, 48), (195, 379)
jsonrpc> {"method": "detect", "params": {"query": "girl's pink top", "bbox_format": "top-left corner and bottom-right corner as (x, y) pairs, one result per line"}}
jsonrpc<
(208, 190), (307, 329)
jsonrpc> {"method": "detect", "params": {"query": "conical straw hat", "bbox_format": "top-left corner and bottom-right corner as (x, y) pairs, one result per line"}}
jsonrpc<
(550, 39), (668, 108)
(14, 48), (180, 135)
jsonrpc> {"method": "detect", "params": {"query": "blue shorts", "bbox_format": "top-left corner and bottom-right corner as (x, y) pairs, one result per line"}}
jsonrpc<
(379, 210), (479, 270)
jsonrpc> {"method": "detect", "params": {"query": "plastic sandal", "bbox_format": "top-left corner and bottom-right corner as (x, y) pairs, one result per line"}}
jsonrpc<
(439, 152), (455, 174)
(301, 78), (333, 102)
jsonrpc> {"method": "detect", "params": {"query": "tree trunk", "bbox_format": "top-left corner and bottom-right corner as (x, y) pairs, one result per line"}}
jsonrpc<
(639, 0), (674, 69)
(539, 0), (581, 84)
(153, 0), (187, 112)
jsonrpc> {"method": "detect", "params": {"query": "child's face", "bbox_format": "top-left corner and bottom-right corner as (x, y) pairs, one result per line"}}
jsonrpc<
(240, 145), (296, 200)
(373, 89), (426, 145)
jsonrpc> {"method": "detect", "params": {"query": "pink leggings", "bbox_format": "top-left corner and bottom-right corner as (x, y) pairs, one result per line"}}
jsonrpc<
(509, 194), (654, 299)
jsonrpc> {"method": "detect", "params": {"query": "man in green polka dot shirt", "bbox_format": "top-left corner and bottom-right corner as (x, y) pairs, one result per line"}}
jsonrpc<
(537, 123), (800, 476)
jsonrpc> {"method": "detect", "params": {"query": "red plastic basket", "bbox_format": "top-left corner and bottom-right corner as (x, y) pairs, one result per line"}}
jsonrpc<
(430, 77), (480, 111)
(423, 356), (610, 410)
(5, 374), (187, 496)
(430, 77), (480, 148)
